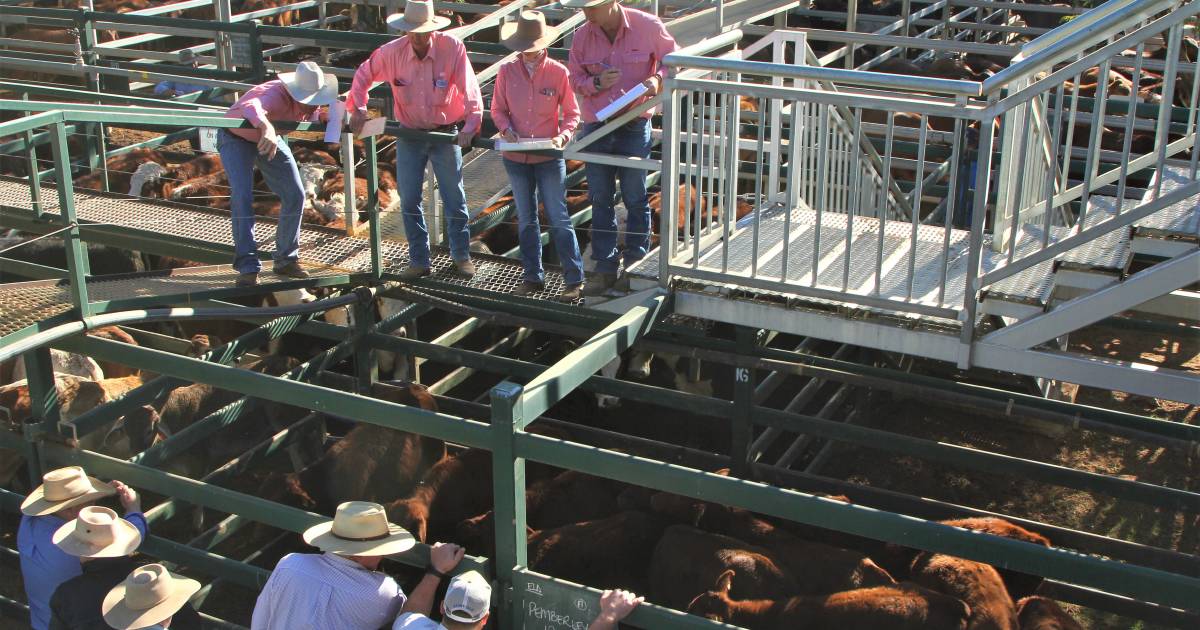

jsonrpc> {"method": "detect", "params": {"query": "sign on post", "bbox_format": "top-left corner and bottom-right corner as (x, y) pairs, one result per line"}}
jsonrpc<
(518, 572), (601, 630)
(198, 128), (219, 153)
(229, 32), (253, 67)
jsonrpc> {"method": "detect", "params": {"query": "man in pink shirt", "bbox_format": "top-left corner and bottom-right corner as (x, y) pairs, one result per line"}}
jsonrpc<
(347, 0), (483, 279)
(220, 61), (339, 287)
(492, 11), (585, 301)
(564, 0), (677, 296)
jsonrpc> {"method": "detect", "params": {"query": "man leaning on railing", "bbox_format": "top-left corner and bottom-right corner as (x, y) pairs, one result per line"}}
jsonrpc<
(563, 0), (678, 297)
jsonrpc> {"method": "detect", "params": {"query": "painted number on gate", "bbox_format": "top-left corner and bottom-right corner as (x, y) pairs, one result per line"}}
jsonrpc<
(735, 367), (750, 383)
(199, 128), (218, 153)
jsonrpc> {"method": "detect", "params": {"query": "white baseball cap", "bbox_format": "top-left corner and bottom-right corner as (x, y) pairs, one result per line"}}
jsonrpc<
(442, 570), (491, 624)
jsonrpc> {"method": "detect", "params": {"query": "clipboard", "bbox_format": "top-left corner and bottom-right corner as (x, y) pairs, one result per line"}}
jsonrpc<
(357, 116), (387, 139)
(595, 82), (649, 121)
(495, 138), (557, 151)
(324, 101), (346, 144)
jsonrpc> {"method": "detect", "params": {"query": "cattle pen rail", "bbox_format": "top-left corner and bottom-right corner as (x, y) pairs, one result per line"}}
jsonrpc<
(2, 1), (1200, 629)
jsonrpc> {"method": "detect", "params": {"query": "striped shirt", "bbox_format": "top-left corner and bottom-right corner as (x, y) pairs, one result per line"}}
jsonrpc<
(250, 552), (406, 630)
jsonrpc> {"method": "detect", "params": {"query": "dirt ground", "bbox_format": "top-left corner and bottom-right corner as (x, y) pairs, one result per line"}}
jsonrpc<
(818, 313), (1199, 629)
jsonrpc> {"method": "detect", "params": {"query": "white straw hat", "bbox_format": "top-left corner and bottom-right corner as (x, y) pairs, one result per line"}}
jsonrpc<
(21, 466), (115, 516)
(500, 11), (560, 53)
(560, 0), (615, 9)
(52, 506), (142, 558)
(278, 61), (339, 106)
(387, 0), (452, 33)
(302, 501), (416, 556)
(102, 564), (201, 630)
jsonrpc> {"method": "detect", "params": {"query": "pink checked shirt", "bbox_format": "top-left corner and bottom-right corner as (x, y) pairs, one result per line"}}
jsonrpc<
(491, 53), (581, 164)
(225, 80), (323, 142)
(347, 32), (483, 135)
(568, 6), (678, 123)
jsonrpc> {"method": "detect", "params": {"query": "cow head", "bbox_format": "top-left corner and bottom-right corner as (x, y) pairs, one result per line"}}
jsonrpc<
(686, 570), (738, 622)
(386, 498), (429, 543)
(118, 405), (166, 454)
(595, 357), (622, 409)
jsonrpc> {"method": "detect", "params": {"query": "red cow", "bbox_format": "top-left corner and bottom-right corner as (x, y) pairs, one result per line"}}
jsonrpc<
(1015, 597), (1083, 630)
(910, 552), (1018, 630)
(649, 524), (799, 610)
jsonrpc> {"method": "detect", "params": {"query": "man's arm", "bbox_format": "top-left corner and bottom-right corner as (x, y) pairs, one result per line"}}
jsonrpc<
(587, 590), (643, 630)
(347, 46), (391, 133)
(646, 17), (679, 94)
(567, 34), (600, 98)
(490, 65), (516, 141)
(399, 543), (466, 616)
(111, 480), (149, 539)
(455, 42), (483, 138)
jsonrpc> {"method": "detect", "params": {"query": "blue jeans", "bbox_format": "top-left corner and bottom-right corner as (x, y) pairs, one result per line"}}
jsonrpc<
(394, 134), (471, 268)
(581, 117), (653, 275)
(217, 129), (303, 274)
(503, 158), (584, 285)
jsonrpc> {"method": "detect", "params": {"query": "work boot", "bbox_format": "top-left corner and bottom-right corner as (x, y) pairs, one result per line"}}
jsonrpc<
(454, 258), (476, 278)
(235, 272), (258, 287)
(272, 261), (309, 279)
(613, 275), (631, 292)
(513, 281), (545, 297)
(582, 272), (617, 297)
(559, 283), (583, 302)
(398, 265), (431, 281)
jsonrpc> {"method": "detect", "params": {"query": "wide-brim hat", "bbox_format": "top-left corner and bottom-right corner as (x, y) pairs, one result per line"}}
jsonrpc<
(501, 11), (560, 53)
(52, 506), (142, 558)
(302, 501), (416, 557)
(279, 60), (339, 107)
(560, 0), (615, 9)
(387, 0), (452, 33)
(103, 564), (201, 630)
(21, 466), (116, 516)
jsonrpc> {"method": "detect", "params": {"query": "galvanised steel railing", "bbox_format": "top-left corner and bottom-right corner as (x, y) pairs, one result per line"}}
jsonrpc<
(658, 0), (1200, 329)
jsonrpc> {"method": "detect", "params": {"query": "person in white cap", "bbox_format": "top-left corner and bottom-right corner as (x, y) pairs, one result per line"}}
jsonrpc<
(346, 0), (484, 280)
(102, 563), (202, 630)
(251, 501), (466, 630)
(18, 466), (146, 630)
(220, 60), (341, 287)
(47, 506), (202, 630)
(392, 569), (490, 629)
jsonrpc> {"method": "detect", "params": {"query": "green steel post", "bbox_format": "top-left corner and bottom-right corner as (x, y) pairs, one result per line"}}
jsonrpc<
(731, 327), (758, 478)
(365, 133), (382, 280)
(20, 93), (43, 216)
(77, 10), (106, 191)
(48, 121), (92, 314)
(23, 347), (61, 426)
(490, 381), (527, 630)
(249, 20), (267, 83)
(353, 298), (377, 393)
(22, 422), (42, 486)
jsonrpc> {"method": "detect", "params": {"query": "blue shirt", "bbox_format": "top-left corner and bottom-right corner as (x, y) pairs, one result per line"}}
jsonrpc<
(18, 512), (148, 630)
(154, 80), (205, 96)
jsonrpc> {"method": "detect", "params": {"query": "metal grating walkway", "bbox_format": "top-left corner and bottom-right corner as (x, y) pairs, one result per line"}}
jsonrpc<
(0, 177), (578, 336)
(1136, 164), (1200, 238)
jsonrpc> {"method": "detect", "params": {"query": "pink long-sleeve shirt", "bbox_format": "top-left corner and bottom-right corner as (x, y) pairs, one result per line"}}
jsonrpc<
(568, 6), (678, 124)
(224, 80), (323, 142)
(491, 53), (581, 164)
(347, 32), (483, 135)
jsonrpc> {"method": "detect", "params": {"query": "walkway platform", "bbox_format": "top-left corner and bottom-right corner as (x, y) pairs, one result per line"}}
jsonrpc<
(0, 176), (578, 341)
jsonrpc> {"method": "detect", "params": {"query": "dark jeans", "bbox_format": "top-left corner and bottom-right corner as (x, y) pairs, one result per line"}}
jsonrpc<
(581, 117), (653, 275)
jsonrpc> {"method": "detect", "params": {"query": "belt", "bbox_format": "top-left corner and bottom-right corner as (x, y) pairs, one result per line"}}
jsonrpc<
(430, 123), (459, 134)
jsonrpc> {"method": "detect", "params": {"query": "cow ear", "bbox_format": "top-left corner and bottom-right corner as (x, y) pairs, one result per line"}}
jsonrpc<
(716, 570), (734, 593)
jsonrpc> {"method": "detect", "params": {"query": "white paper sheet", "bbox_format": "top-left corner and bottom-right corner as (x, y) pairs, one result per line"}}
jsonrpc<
(495, 138), (557, 152)
(198, 128), (218, 153)
(358, 116), (386, 139)
(595, 82), (649, 121)
(324, 101), (346, 144)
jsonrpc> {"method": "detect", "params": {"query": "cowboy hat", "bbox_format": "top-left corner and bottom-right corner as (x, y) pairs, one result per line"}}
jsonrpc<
(102, 564), (201, 630)
(278, 61), (339, 107)
(302, 501), (416, 557)
(387, 0), (452, 34)
(500, 11), (560, 54)
(52, 506), (142, 558)
(21, 466), (115, 516)
(559, 0), (615, 9)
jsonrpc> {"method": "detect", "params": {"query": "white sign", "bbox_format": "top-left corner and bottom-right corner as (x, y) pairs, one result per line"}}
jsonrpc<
(357, 116), (387, 139)
(199, 127), (219, 153)
(324, 101), (346, 144)
(595, 82), (649, 121)
(229, 33), (253, 67)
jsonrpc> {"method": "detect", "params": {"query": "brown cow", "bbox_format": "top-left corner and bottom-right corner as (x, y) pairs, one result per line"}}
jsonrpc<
(649, 491), (896, 594)
(910, 552), (1018, 630)
(649, 524), (799, 610)
(688, 570), (972, 629)
(85, 326), (140, 378)
(73, 149), (171, 197)
(1015, 596), (1082, 630)
(386, 447), (493, 544)
(528, 511), (667, 592)
(259, 381), (445, 515)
